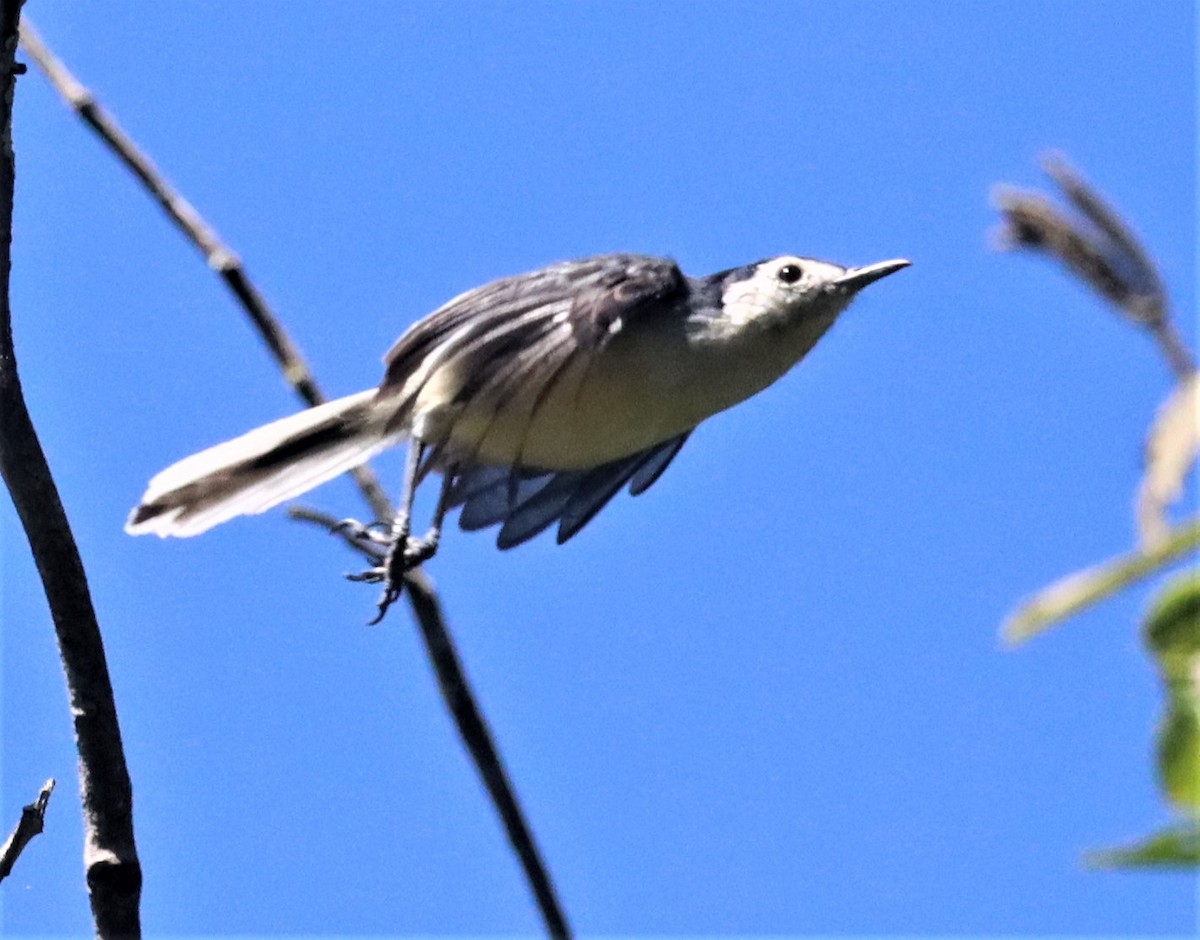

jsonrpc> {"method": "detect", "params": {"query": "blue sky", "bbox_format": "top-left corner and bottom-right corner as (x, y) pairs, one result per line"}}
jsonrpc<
(3, 1), (1196, 935)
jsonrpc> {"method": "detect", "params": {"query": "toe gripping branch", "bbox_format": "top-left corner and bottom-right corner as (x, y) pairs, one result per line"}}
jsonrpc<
(342, 439), (453, 623)
(341, 521), (442, 624)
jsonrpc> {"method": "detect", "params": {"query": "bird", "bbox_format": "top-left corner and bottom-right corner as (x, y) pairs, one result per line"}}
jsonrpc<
(127, 252), (908, 616)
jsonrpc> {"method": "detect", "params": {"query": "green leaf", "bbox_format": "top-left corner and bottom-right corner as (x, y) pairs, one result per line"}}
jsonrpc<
(1143, 573), (1200, 814)
(1143, 572), (1200, 669)
(1087, 823), (1200, 869)
(1158, 701), (1200, 814)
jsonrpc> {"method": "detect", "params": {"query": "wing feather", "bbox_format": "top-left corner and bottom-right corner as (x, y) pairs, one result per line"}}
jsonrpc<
(455, 432), (691, 549)
(495, 473), (581, 549)
(384, 254), (693, 548)
(459, 471), (555, 531)
(381, 254), (686, 395)
(555, 433), (691, 542)
(628, 431), (690, 495)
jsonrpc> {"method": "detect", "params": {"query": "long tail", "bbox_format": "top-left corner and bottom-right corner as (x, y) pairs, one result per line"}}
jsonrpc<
(126, 390), (403, 537)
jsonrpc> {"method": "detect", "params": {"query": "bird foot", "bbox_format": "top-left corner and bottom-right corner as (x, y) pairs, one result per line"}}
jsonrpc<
(342, 521), (440, 623)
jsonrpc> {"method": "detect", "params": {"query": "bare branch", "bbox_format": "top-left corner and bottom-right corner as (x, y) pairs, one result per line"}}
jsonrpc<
(0, 779), (55, 882)
(289, 506), (573, 938)
(288, 506), (386, 562)
(2, 10), (141, 936)
(402, 578), (572, 938)
(18, 17), (392, 522)
(24, 20), (570, 936)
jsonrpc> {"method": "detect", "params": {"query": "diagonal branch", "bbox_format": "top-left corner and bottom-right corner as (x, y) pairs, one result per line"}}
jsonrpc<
(290, 508), (572, 937)
(23, 19), (571, 936)
(17, 17), (392, 521)
(2, 8), (142, 936)
(394, 568), (571, 937)
(0, 779), (55, 883)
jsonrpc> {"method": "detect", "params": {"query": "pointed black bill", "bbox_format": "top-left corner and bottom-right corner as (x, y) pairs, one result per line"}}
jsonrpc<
(837, 258), (910, 294)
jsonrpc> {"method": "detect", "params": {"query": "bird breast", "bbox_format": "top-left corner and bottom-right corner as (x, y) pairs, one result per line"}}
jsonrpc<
(413, 306), (838, 471)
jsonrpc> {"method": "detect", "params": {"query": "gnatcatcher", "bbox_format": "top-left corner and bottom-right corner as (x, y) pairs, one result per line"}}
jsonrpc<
(128, 252), (908, 616)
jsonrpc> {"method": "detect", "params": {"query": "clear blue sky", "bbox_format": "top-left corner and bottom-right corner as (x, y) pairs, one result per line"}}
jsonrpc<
(3, 1), (1195, 935)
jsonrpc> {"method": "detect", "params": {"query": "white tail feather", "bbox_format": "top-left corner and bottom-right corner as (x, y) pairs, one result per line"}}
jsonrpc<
(127, 390), (402, 537)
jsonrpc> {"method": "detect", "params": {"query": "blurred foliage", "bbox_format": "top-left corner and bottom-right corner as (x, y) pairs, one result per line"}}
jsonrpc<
(1087, 825), (1199, 869)
(1091, 574), (1200, 868)
(995, 155), (1198, 869)
(1003, 520), (1199, 645)
(1144, 574), (1200, 818)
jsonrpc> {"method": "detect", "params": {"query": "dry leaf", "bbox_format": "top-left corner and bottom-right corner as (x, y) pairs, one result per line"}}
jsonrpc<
(1139, 372), (1200, 549)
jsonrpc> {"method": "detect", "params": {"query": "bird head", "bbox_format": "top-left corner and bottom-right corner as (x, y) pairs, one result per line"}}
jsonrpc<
(712, 255), (910, 333)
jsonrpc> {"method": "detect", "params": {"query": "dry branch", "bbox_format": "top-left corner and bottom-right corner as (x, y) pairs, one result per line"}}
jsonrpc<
(290, 508), (571, 937)
(17, 18), (392, 521)
(22, 19), (570, 937)
(3, 9), (142, 936)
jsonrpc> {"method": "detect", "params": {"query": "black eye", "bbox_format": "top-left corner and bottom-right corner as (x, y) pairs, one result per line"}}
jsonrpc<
(777, 263), (802, 284)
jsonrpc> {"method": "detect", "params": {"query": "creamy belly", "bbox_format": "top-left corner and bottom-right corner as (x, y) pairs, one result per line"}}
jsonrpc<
(413, 309), (838, 470)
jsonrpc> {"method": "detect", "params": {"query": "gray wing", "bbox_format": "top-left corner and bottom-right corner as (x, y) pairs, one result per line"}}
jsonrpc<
(449, 432), (691, 549)
(379, 253), (687, 399)
(382, 254), (691, 547)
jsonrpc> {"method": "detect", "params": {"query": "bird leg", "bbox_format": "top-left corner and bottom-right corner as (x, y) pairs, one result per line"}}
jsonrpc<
(397, 468), (453, 570)
(344, 440), (456, 623)
(342, 437), (423, 620)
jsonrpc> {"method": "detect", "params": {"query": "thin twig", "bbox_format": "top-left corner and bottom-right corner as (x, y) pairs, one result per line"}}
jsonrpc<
(290, 506), (572, 938)
(17, 17), (392, 521)
(403, 577), (571, 938)
(289, 506), (386, 562)
(1003, 516), (1200, 646)
(2, 10), (142, 936)
(1149, 321), (1196, 385)
(24, 20), (570, 936)
(0, 779), (55, 882)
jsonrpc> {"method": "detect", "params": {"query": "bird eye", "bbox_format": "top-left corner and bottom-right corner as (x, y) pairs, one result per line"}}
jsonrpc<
(777, 263), (802, 284)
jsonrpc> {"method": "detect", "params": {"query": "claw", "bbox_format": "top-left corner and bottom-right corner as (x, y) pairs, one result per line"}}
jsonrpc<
(368, 583), (405, 625)
(345, 530), (437, 623)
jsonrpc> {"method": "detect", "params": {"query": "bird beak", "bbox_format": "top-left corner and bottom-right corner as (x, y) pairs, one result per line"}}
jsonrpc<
(837, 259), (910, 293)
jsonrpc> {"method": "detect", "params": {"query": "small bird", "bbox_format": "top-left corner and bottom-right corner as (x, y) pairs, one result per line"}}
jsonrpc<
(127, 252), (908, 615)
